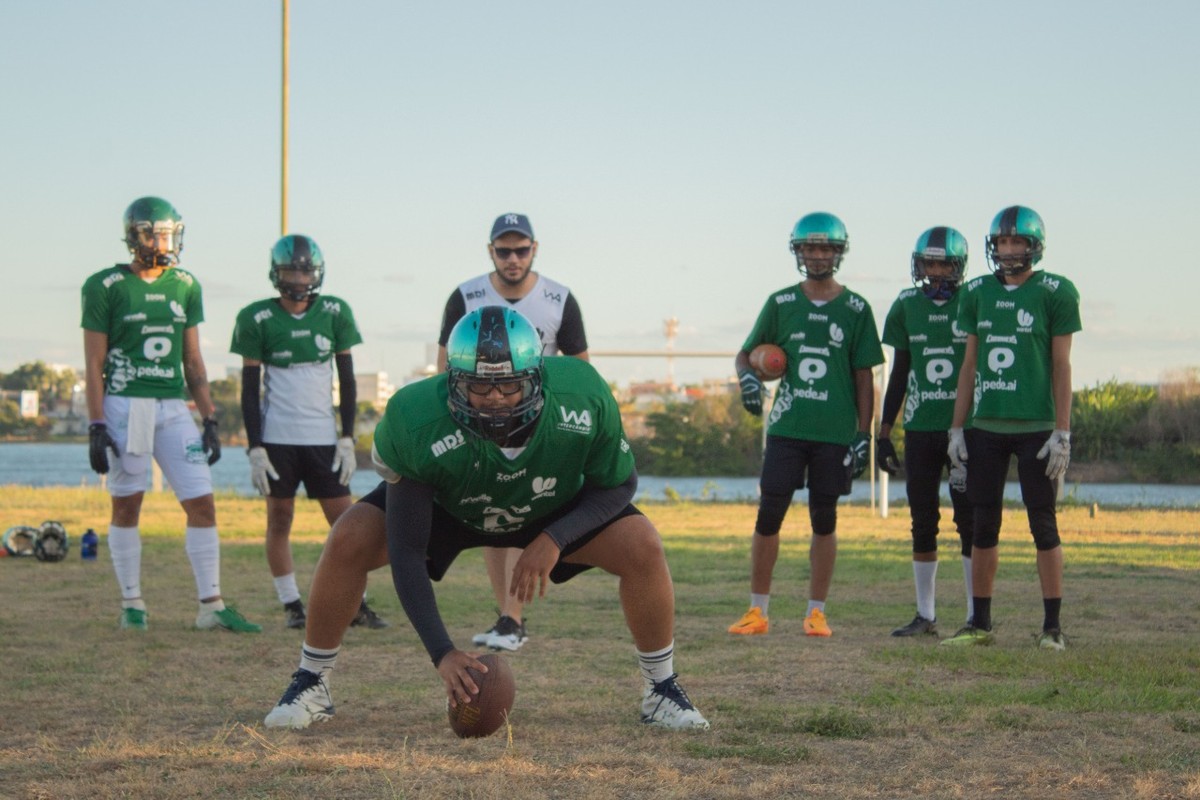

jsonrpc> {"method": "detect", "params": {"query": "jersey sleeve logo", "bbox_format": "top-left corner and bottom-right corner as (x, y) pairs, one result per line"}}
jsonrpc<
(321, 300), (342, 314)
(430, 429), (467, 457)
(846, 295), (865, 313)
(556, 406), (593, 434)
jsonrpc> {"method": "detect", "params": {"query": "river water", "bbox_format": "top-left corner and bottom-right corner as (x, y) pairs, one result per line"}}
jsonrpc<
(1, 442), (1198, 508)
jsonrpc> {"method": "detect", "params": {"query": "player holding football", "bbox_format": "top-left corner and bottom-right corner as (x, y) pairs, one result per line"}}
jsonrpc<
(81, 196), (260, 633)
(436, 213), (589, 653)
(877, 227), (975, 638)
(728, 212), (884, 638)
(264, 307), (707, 731)
(230, 234), (385, 630)
(941, 205), (1080, 650)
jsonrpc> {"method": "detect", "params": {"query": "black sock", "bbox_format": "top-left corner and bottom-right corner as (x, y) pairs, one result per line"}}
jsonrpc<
(972, 597), (992, 631)
(1043, 597), (1062, 632)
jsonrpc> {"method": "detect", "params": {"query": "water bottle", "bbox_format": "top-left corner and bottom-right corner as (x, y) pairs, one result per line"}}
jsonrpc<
(81, 528), (99, 561)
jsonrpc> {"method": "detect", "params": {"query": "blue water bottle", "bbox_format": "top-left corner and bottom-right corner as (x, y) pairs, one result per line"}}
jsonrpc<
(81, 528), (99, 561)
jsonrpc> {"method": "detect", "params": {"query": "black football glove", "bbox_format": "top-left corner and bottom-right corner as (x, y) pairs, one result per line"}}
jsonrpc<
(844, 431), (871, 480)
(876, 437), (900, 476)
(88, 422), (120, 474)
(202, 417), (221, 466)
(738, 370), (764, 416)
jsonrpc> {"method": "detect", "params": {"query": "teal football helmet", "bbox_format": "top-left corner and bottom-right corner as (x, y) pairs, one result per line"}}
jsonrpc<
(912, 226), (968, 300)
(270, 234), (325, 302)
(985, 205), (1045, 277)
(123, 196), (184, 267)
(790, 212), (849, 280)
(446, 306), (545, 444)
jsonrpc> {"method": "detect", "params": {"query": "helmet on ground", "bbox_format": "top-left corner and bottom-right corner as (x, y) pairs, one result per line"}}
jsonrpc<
(985, 205), (1045, 277)
(123, 196), (184, 268)
(270, 234), (325, 302)
(3, 526), (38, 557)
(790, 212), (849, 280)
(912, 226), (969, 300)
(34, 521), (69, 562)
(446, 306), (545, 444)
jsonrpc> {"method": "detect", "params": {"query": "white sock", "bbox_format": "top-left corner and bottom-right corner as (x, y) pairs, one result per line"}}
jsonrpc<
(962, 555), (975, 622)
(637, 641), (675, 685)
(107, 525), (142, 601)
(274, 573), (301, 605)
(807, 599), (826, 616)
(300, 643), (340, 678)
(185, 526), (221, 600)
(914, 560), (938, 621)
(121, 598), (147, 612)
(199, 597), (226, 613)
(750, 593), (770, 616)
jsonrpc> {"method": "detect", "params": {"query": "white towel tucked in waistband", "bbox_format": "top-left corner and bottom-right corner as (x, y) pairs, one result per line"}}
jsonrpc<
(126, 398), (157, 455)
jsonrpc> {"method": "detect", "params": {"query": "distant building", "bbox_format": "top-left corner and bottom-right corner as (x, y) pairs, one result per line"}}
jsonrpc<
(355, 372), (395, 411)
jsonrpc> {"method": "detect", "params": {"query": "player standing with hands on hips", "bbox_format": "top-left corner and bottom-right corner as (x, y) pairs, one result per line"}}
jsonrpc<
(437, 212), (589, 653)
(230, 235), (386, 630)
(728, 213), (883, 638)
(81, 196), (260, 633)
(877, 227), (975, 637)
(941, 206), (1080, 650)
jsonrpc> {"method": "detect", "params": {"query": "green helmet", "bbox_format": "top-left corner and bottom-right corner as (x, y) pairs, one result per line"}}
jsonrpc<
(789, 212), (849, 279)
(912, 226), (968, 299)
(270, 234), (325, 302)
(123, 196), (184, 267)
(985, 205), (1045, 276)
(446, 306), (545, 444)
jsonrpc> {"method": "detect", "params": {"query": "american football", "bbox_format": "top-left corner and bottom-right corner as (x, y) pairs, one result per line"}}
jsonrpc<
(749, 343), (787, 380)
(447, 653), (515, 738)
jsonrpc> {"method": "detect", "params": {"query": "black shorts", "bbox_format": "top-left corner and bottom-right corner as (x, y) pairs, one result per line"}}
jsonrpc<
(263, 443), (351, 500)
(760, 435), (852, 498)
(360, 481), (643, 583)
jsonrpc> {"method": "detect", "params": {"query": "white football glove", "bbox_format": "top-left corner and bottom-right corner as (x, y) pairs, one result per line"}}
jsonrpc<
(248, 447), (279, 496)
(332, 436), (357, 486)
(1036, 429), (1071, 480)
(947, 427), (968, 470)
(949, 464), (967, 494)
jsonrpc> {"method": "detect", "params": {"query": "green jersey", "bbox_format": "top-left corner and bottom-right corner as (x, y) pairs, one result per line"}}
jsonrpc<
(80, 264), (204, 398)
(881, 288), (968, 431)
(744, 284), (884, 445)
(956, 271), (1081, 426)
(371, 358), (634, 535)
(230, 295), (363, 444)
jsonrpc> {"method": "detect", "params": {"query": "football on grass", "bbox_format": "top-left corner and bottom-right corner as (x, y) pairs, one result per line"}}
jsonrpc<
(447, 653), (515, 738)
(750, 343), (787, 380)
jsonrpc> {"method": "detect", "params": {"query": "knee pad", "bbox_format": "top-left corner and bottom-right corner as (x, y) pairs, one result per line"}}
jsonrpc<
(808, 493), (838, 536)
(755, 493), (792, 536)
(972, 505), (1002, 550)
(1028, 507), (1061, 551)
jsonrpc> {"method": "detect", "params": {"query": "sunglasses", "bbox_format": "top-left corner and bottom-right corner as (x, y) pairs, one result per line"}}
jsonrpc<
(466, 381), (524, 397)
(493, 246), (533, 259)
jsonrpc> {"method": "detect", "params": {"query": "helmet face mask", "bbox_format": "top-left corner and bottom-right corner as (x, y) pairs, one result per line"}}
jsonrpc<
(912, 226), (968, 300)
(985, 205), (1045, 277)
(446, 306), (544, 444)
(790, 212), (849, 280)
(123, 197), (184, 268)
(270, 235), (325, 302)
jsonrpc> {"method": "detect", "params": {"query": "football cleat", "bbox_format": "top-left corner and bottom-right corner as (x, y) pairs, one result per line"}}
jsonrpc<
(284, 599), (306, 630)
(472, 615), (502, 646)
(727, 606), (769, 635)
(804, 608), (833, 637)
(641, 674), (710, 730)
(940, 625), (995, 647)
(486, 615), (528, 651)
(891, 615), (937, 637)
(196, 605), (263, 633)
(350, 601), (388, 630)
(1037, 629), (1067, 651)
(264, 669), (335, 729)
(119, 607), (148, 630)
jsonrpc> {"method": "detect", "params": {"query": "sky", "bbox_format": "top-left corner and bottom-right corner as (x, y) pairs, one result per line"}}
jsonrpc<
(2, 1), (1197, 389)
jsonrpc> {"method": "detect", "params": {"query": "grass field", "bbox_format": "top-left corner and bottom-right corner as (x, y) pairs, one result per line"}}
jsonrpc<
(2, 486), (1198, 799)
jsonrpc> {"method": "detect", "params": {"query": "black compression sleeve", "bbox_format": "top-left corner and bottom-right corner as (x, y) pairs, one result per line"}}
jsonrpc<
(437, 291), (467, 347)
(241, 365), (263, 448)
(385, 479), (455, 665)
(557, 293), (589, 355)
(335, 352), (356, 438)
(880, 350), (912, 428)
(542, 468), (637, 550)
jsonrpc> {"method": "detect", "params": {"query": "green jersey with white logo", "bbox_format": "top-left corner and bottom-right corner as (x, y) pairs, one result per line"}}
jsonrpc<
(371, 357), (634, 535)
(956, 271), (1081, 426)
(881, 288), (969, 431)
(744, 285), (884, 445)
(230, 295), (363, 445)
(80, 264), (204, 398)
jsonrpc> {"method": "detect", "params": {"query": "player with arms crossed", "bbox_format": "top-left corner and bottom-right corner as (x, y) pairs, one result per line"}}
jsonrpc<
(942, 206), (1080, 650)
(230, 234), (385, 630)
(728, 213), (883, 638)
(878, 227), (975, 637)
(264, 307), (706, 731)
(437, 213), (589, 653)
(81, 196), (260, 633)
